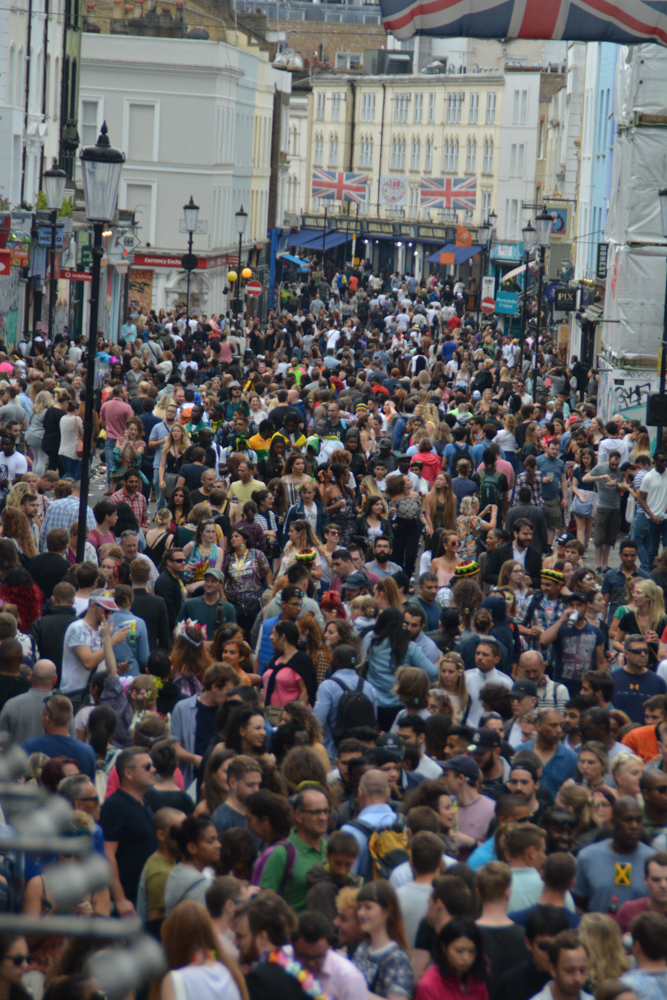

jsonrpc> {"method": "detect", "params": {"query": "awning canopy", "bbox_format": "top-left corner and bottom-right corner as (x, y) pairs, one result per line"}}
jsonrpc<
(277, 252), (310, 270)
(297, 229), (353, 250)
(287, 228), (322, 247)
(426, 242), (482, 264)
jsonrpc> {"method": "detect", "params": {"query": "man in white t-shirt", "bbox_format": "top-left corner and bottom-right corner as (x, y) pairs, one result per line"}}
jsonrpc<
(61, 591), (129, 705)
(0, 433), (27, 483)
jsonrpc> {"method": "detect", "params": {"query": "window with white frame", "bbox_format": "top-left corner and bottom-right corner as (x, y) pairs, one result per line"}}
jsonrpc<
(411, 136), (420, 170)
(331, 93), (340, 122)
(316, 92), (325, 121)
(425, 137), (433, 171)
(362, 92), (375, 122)
(428, 93), (435, 123)
(538, 119), (545, 159)
(314, 133), (323, 166)
(509, 198), (518, 238)
(466, 137), (476, 173)
(486, 92), (496, 124)
(391, 136), (406, 170)
(520, 89), (527, 123)
(329, 133), (338, 167)
(444, 137), (459, 172)
(481, 190), (491, 217)
(359, 135), (373, 168)
(446, 93), (463, 123)
(336, 52), (362, 70)
(469, 92), (479, 124)
(395, 94), (409, 123)
(414, 93), (423, 123)
(409, 185), (419, 216)
(483, 136), (493, 173)
(81, 99), (100, 147)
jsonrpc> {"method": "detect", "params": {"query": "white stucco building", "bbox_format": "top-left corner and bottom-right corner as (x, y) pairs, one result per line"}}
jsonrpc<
(79, 31), (291, 315)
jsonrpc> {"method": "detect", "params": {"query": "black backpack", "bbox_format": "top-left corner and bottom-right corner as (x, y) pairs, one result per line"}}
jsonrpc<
(450, 442), (473, 477)
(331, 674), (376, 739)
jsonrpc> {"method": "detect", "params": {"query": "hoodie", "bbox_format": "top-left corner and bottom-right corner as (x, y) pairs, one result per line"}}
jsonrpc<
(481, 595), (520, 665)
(305, 862), (362, 926)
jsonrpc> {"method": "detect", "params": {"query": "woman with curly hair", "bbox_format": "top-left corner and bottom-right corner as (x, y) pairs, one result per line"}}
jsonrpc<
(0, 507), (35, 562)
(0, 567), (43, 631)
(168, 624), (212, 697)
(279, 701), (331, 769)
(320, 590), (347, 622)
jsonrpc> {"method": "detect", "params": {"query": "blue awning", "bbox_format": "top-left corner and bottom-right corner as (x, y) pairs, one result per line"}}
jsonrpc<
(278, 253), (310, 270)
(287, 228), (322, 247)
(426, 243), (482, 264)
(297, 229), (353, 250)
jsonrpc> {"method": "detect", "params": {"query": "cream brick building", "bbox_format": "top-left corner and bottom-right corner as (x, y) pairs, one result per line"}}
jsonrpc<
(302, 71), (505, 230)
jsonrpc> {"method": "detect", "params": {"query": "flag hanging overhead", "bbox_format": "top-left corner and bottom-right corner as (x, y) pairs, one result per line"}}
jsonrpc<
(311, 170), (370, 204)
(420, 177), (477, 211)
(379, 0), (667, 45)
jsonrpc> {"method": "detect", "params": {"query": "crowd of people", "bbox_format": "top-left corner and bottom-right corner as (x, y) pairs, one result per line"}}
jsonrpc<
(0, 260), (663, 1000)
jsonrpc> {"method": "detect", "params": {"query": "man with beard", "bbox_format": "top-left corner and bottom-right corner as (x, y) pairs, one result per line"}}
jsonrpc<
(562, 697), (587, 752)
(235, 893), (314, 1000)
(364, 536), (401, 580)
(467, 727), (510, 798)
(506, 760), (543, 822)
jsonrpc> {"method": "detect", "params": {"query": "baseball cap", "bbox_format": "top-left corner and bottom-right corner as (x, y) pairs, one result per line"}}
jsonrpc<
(472, 390), (482, 400)
(89, 590), (119, 612)
(368, 746), (402, 767)
(379, 437), (392, 448)
(442, 755), (480, 781)
(556, 532), (572, 545)
(567, 590), (589, 604)
(229, 380), (242, 388)
(511, 680), (538, 698)
(467, 728), (501, 752)
(376, 733), (402, 751)
(342, 572), (368, 592)
(203, 569), (225, 582)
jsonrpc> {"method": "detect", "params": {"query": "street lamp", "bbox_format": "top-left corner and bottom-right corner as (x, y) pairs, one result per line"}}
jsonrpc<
(78, 122), (125, 563)
(476, 215), (495, 331)
(183, 195), (199, 320)
(533, 206), (552, 364)
(654, 187), (667, 450)
(43, 158), (67, 355)
(520, 220), (537, 364)
(234, 206), (248, 323)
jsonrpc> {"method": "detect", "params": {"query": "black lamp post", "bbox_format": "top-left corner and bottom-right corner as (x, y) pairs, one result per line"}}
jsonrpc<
(534, 205), (552, 367)
(77, 123), (125, 563)
(43, 158), (67, 357)
(476, 211), (495, 331)
(183, 196), (199, 319)
(520, 220), (537, 367)
(235, 205), (248, 323)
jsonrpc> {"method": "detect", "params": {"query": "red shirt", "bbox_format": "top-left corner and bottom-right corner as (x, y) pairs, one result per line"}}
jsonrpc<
(416, 965), (489, 1000)
(413, 449), (444, 484)
(101, 397), (134, 440)
(614, 896), (650, 935)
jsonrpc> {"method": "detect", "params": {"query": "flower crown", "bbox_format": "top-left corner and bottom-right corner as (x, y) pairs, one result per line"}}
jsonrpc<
(175, 619), (207, 646)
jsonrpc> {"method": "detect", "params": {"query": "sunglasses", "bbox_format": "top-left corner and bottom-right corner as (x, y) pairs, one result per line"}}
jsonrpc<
(131, 763), (154, 772)
(6, 955), (30, 967)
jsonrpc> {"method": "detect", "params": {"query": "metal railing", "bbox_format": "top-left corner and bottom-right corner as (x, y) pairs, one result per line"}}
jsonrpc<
(232, 0), (381, 22)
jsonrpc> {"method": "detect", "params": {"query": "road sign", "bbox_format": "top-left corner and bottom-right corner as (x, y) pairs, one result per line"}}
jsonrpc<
(179, 220), (208, 235)
(181, 253), (199, 271)
(0, 250), (11, 274)
(481, 296), (495, 315)
(80, 246), (93, 267)
(246, 279), (262, 297)
(481, 275), (495, 300)
(60, 269), (92, 283)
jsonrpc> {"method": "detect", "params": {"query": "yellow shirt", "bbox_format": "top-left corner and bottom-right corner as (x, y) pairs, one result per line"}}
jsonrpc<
(229, 477), (265, 506)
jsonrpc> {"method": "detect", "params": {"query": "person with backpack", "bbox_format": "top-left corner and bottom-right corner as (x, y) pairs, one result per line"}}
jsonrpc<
(312, 645), (377, 758)
(477, 448), (510, 521)
(341, 769), (404, 879)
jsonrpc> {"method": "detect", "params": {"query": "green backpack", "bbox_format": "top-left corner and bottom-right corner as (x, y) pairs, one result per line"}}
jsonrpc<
(479, 469), (502, 508)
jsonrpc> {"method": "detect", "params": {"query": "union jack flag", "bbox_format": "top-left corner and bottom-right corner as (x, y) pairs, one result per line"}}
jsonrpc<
(420, 177), (477, 211)
(379, 0), (667, 46)
(311, 170), (369, 204)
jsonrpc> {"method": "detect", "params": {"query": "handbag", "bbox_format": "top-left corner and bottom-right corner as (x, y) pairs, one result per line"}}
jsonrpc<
(572, 496), (593, 517)
(162, 472), (178, 498)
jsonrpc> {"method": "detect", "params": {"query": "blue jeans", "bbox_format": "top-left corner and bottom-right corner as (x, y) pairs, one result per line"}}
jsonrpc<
(104, 437), (117, 487)
(153, 467), (166, 511)
(631, 514), (651, 572)
(65, 457), (82, 480)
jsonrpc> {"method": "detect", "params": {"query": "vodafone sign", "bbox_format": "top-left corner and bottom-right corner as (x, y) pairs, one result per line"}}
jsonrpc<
(0, 250), (12, 275)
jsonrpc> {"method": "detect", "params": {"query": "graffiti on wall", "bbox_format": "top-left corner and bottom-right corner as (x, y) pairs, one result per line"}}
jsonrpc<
(597, 362), (657, 430)
(0, 271), (21, 352)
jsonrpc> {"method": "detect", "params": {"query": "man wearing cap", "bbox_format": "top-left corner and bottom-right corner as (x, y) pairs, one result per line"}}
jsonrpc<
(506, 680), (539, 749)
(341, 573), (370, 613)
(467, 727), (511, 798)
(441, 756), (496, 845)
(465, 639), (513, 727)
(376, 437), (397, 474)
(540, 591), (607, 696)
(61, 591), (129, 709)
(177, 570), (236, 637)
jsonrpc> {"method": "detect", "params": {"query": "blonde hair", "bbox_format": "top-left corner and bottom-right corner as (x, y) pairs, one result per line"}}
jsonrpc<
(634, 578), (665, 629)
(578, 914), (629, 987)
(33, 390), (53, 415)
